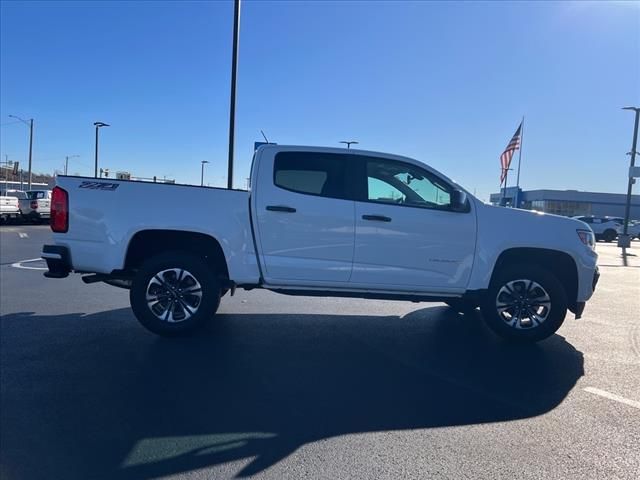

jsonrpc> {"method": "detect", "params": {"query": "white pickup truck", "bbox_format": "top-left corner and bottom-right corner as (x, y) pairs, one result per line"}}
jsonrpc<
(42, 145), (599, 342)
(0, 189), (24, 223)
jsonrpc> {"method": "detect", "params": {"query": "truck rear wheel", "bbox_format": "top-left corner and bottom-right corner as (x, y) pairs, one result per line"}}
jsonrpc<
(480, 264), (567, 342)
(130, 252), (221, 336)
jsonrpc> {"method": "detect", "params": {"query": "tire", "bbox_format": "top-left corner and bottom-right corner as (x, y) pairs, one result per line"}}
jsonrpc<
(480, 264), (568, 342)
(445, 299), (477, 313)
(130, 251), (221, 336)
(602, 229), (616, 243)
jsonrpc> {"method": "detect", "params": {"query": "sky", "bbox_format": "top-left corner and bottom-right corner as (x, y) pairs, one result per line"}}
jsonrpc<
(1, 0), (639, 199)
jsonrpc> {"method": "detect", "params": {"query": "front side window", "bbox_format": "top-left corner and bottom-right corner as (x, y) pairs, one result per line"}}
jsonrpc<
(365, 158), (452, 210)
(274, 152), (349, 199)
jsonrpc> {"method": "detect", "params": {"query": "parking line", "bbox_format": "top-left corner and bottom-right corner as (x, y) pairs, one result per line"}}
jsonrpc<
(584, 387), (640, 410)
(18, 232), (28, 238)
(10, 258), (48, 271)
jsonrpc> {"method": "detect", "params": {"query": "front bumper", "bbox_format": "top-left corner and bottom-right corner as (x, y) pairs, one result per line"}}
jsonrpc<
(592, 266), (600, 291)
(41, 245), (72, 278)
(574, 266), (599, 319)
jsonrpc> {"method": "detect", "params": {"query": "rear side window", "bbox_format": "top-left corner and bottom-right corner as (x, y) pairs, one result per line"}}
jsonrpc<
(274, 152), (349, 200)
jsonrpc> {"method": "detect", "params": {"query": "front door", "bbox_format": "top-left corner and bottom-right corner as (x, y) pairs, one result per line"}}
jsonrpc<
(351, 156), (476, 292)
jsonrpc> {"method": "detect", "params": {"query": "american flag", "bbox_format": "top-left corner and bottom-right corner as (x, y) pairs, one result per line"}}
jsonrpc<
(500, 122), (522, 184)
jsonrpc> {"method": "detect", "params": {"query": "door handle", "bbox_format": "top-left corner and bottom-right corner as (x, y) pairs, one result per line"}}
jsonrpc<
(266, 205), (297, 213)
(362, 214), (391, 222)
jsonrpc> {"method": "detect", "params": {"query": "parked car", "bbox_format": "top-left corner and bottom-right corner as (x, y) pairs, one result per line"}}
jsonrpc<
(0, 193), (21, 223)
(0, 189), (26, 223)
(572, 216), (622, 242)
(19, 189), (52, 223)
(616, 220), (640, 240)
(42, 145), (599, 342)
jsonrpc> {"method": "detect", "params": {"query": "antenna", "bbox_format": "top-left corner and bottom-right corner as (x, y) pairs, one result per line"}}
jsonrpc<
(340, 140), (359, 149)
(260, 130), (269, 143)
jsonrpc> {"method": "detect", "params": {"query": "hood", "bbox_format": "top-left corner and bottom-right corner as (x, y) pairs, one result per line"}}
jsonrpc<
(479, 202), (590, 230)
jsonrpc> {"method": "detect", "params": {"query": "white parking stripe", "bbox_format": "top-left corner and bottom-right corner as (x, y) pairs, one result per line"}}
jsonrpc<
(584, 387), (640, 410)
(18, 232), (28, 238)
(10, 258), (48, 271)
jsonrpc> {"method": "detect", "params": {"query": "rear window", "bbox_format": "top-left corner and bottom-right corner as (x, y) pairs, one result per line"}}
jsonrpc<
(27, 191), (47, 199)
(274, 152), (349, 199)
(1, 191), (27, 199)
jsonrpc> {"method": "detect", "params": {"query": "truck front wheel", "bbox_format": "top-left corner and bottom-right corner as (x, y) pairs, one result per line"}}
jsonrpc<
(480, 264), (568, 342)
(130, 252), (221, 336)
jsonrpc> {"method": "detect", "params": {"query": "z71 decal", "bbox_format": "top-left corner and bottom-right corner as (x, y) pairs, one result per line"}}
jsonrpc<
(78, 181), (119, 191)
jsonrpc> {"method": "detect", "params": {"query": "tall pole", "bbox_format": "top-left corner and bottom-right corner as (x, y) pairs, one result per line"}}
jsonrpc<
(65, 156), (69, 176)
(514, 116), (525, 208)
(94, 125), (99, 178)
(201, 161), (209, 187)
(501, 169), (510, 206)
(27, 119), (33, 189)
(227, 0), (241, 190)
(622, 107), (639, 238)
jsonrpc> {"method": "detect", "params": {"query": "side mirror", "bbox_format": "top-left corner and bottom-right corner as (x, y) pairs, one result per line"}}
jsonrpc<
(451, 189), (469, 212)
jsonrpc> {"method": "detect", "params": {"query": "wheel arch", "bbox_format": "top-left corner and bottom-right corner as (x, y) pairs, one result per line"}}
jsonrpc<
(490, 247), (579, 313)
(124, 229), (230, 280)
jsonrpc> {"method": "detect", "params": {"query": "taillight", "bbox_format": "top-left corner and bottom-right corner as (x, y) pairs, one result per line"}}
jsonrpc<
(51, 186), (69, 233)
(30, 200), (38, 209)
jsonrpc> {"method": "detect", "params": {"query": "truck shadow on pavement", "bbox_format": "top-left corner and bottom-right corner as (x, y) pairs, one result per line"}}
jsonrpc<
(0, 306), (584, 479)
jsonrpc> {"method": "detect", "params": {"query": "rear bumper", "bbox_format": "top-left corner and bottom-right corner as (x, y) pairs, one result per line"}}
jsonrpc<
(24, 210), (50, 220)
(41, 245), (72, 278)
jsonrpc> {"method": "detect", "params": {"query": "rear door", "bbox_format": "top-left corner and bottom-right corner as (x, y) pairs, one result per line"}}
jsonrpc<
(350, 155), (477, 292)
(253, 149), (356, 284)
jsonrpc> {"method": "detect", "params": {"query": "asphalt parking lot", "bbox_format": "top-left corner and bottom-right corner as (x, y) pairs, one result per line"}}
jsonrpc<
(1, 224), (639, 480)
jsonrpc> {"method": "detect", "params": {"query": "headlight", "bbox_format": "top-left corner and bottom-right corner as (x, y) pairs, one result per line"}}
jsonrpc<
(577, 229), (595, 250)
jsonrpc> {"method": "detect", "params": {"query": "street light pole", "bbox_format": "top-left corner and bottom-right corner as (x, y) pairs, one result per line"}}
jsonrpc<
(8, 115), (34, 189)
(621, 107), (640, 242)
(93, 122), (110, 178)
(201, 160), (209, 187)
(227, 0), (241, 190)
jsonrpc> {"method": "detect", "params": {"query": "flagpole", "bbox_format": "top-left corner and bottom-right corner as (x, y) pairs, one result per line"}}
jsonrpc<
(514, 116), (525, 208)
(501, 169), (509, 206)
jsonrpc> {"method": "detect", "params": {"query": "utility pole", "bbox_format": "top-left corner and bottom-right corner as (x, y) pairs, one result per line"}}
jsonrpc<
(620, 106), (640, 248)
(3, 155), (8, 192)
(227, 0), (241, 190)
(8, 115), (34, 189)
(65, 155), (79, 175)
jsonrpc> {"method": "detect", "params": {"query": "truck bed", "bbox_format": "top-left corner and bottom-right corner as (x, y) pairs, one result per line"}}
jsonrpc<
(53, 176), (260, 283)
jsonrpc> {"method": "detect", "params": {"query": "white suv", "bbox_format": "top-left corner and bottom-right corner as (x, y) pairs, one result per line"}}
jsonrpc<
(617, 220), (640, 240)
(573, 216), (622, 242)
